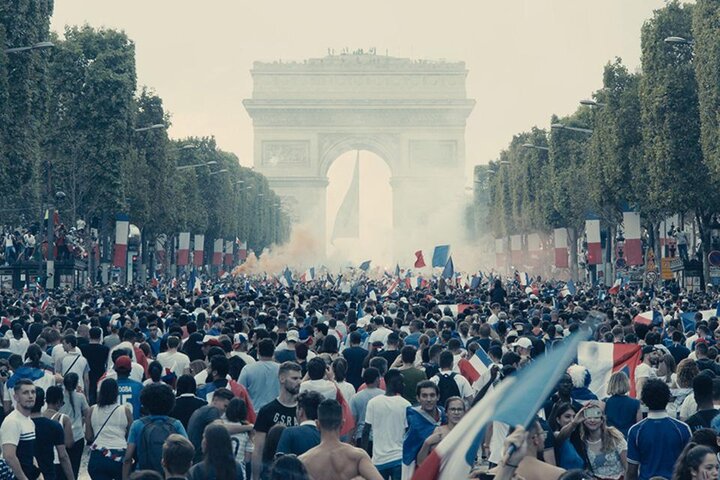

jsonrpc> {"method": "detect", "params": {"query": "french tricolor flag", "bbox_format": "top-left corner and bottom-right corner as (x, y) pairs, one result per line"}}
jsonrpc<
(623, 210), (643, 266)
(578, 341), (642, 398)
(212, 239), (224, 266)
(457, 346), (493, 386)
(510, 234), (522, 266)
(554, 228), (569, 268)
(608, 278), (622, 295)
(586, 216), (602, 265)
(633, 310), (662, 326)
(112, 214), (129, 268)
(177, 232), (191, 266)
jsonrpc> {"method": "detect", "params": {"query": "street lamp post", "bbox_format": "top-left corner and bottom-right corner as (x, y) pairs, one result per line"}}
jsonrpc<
(551, 123), (594, 134)
(664, 36), (694, 46)
(521, 143), (549, 151)
(133, 124), (165, 132)
(4, 41), (54, 54)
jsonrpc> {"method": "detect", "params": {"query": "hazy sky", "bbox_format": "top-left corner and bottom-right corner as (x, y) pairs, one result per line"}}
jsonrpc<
(50, 1), (668, 265)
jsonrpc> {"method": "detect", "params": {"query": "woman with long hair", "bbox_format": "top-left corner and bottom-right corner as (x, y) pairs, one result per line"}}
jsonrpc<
(658, 353), (678, 387)
(559, 401), (627, 480)
(550, 401), (586, 470)
(59, 372), (89, 479)
(673, 358), (699, 419)
(672, 443), (718, 480)
(85, 378), (133, 480)
(187, 424), (243, 480)
(416, 396), (467, 465)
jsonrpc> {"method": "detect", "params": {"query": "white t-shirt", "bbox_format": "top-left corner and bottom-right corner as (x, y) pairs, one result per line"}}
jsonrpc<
(368, 327), (392, 347)
(337, 381), (356, 403)
(634, 363), (656, 384)
(59, 351), (89, 392)
(0, 409), (35, 452)
(157, 350), (190, 377)
(300, 379), (337, 400)
(230, 351), (256, 366)
(365, 395), (410, 466)
(430, 371), (474, 399)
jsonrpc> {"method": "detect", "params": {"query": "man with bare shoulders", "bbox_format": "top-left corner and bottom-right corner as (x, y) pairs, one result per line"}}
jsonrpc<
(300, 399), (383, 480)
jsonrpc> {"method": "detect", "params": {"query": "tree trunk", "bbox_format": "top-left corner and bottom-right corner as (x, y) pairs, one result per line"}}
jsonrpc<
(697, 212), (712, 291)
(569, 227), (579, 282)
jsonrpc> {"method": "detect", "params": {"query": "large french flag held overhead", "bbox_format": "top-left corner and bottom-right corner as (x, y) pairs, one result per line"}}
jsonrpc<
(578, 341), (642, 398)
(412, 331), (589, 480)
(586, 216), (602, 265)
(624, 210), (643, 266)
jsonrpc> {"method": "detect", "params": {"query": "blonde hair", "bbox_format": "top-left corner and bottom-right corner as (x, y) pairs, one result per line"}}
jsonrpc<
(580, 403), (625, 452)
(607, 371), (630, 396)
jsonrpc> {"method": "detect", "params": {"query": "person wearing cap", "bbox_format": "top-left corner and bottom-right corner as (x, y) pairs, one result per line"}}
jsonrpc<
(635, 346), (660, 400)
(275, 329), (300, 363)
(230, 333), (256, 367)
(112, 355), (143, 420)
(513, 337), (534, 360)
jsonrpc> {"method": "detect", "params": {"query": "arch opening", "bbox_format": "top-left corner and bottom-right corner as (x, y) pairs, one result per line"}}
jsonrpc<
(326, 150), (393, 267)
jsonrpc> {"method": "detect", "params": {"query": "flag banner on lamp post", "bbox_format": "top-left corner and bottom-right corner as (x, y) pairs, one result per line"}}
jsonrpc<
(585, 217), (601, 265)
(193, 234), (205, 267)
(554, 228), (569, 268)
(623, 211), (642, 266)
(112, 214), (129, 268)
(177, 232), (190, 266)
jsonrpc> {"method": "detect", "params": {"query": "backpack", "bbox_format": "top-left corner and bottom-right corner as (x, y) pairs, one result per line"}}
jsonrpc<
(437, 372), (461, 405)
(137, 417), (179, 474)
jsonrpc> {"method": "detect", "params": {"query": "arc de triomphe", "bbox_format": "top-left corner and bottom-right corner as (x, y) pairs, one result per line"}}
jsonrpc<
(243, 52), (475, 257)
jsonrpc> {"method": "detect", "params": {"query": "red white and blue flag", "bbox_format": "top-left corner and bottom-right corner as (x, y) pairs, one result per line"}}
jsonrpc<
(457, 345), (493, 385)
(412, 331), (588, 480)
(632, 310), (662, 326)
(608, 278), (623, 295)
(578, 341), (642, 398)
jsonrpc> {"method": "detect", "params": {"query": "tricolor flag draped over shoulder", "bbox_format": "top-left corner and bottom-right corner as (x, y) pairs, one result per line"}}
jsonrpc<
(578, 342), (642, 398)
(412, 329), (590, 480)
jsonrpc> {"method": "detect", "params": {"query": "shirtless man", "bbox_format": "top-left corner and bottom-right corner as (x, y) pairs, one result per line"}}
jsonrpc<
(300, 399), (383, 480)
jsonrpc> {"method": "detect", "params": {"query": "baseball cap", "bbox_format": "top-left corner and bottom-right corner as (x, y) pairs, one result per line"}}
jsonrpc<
(513, 337), (533, 350)
(202, 336), (222, 347)
(114, 355), (132, 372)
(286, 330), (300, 343)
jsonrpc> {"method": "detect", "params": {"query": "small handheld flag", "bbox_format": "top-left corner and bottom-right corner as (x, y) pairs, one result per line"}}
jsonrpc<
(414, 250), (426, 268)
(359, 260), (371, 272)
(442, 256), (454, 279)
(432, 245), (450, 268)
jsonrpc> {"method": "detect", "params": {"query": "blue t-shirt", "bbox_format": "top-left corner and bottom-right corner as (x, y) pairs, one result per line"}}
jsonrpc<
(276, 424), (320, 456)
(557, 439), (585, 470)
(117, 377), (144, 420)
(604, 394), (640, 438)
(128, 415), (188, 445)
(238, 361), (280, 411)
(627, 414), (691, 480)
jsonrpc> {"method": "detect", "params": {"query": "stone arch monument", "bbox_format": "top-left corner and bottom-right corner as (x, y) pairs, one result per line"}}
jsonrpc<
(243, 52), (475, 257)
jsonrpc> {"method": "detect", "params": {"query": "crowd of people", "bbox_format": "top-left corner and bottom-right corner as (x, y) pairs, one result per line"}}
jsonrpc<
(0, 273), (718, 480)
(2, 221), (91, 267)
